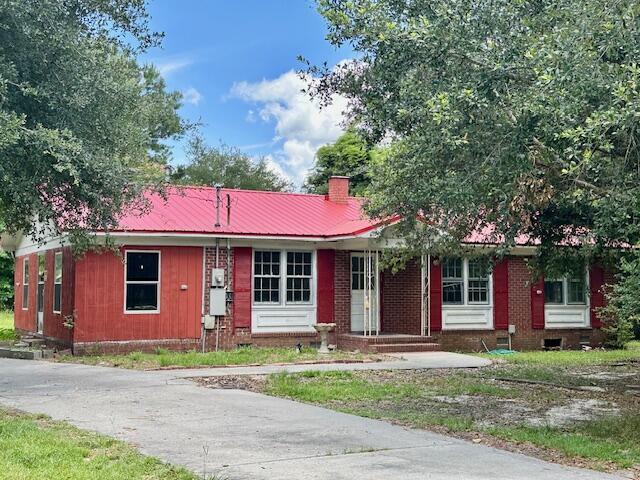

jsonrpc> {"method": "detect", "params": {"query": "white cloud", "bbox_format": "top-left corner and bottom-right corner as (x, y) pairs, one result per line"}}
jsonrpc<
(230, 70), (349, 185)
(155, 56), (194, 78)
(182, 87), (203, 106)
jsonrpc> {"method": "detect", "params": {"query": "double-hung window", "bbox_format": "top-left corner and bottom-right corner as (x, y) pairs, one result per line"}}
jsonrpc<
(53, 252), (62, 313)
(125, 251), (160, 313)
(545, 272), (586, 305)
(442, 258), (491, 306)
(254, 251), (281, 303)
(286, 252), (312, 303)
(22, 258), (29, 310)
(254, 250), (313, 305)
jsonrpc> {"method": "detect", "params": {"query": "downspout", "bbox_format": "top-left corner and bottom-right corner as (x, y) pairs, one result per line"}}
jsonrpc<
(215, 238), (220, 352)
(427, 254), (431, 337)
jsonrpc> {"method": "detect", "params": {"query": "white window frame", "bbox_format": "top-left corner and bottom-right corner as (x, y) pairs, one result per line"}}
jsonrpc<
(253, 250), (282, 305)
(442, 258), (492, 307)
(124, 250), (161, 314)
(544, 270), (590, 329)
(53, 252), (63, 314)
(544, 272), (588, 307)
(285, 251), (314, 305)
(22, 258), (29, 310)
(252, 249), (316, 307)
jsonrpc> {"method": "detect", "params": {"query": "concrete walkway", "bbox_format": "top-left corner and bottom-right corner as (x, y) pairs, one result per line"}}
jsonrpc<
(0, 358), (622, 480)
(161, 351), (492, 378)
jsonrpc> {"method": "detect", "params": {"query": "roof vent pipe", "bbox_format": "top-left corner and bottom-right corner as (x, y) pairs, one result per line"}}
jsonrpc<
(214, 184), (223, 227)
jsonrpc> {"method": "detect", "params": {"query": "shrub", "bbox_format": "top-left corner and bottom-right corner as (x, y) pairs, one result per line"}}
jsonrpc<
(600, 253), (640, 348)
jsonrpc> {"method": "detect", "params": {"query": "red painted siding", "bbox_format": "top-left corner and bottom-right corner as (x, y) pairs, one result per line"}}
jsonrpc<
(531, 276), (545, 329)
(493, 258), (509, 330)
(232, 247), (252, 329)
(316, 249), (335, 323)
(589, 265), (605, 328)
(73, 246), (203, 342)
(42, 248), (74, 344)
(429, 259), (442, 332)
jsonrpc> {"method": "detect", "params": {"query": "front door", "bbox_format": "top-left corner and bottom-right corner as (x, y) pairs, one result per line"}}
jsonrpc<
(350, 253), (379, 332)
(36, 254), (45, 334)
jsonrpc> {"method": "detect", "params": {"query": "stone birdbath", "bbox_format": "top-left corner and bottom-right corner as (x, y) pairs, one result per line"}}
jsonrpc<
(313, 323), (336, 354)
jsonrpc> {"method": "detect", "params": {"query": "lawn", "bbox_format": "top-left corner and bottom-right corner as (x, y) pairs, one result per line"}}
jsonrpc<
(0, 310), (17, 341)
(0, 408), (199, 480)
(204, 344), (640, 475)
(58, 346), (378, 370)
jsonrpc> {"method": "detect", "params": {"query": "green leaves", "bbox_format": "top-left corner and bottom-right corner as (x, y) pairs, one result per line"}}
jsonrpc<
(311, 0), (640, 263)
(0, 0), (185, 247)
(170, 135), (292, 192)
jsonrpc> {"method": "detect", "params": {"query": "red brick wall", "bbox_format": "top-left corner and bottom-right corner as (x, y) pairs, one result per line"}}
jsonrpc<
(334, 250), (351, 334)
(381, 259), (422, 335)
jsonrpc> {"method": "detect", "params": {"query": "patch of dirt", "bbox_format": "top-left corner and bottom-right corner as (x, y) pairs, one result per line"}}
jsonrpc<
(195, 375), (267, 392)
(526, 399), (620, 427)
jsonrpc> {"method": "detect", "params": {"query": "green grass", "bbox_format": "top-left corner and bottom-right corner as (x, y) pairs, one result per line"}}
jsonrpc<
(266, 371), (420, 403)
(262, 367), (640, 470)
(0, 310), (17, 341)
(490, 342), (640, 367)
(0, 408), (198, 479)
(487, 414), (640, 469)
(59, 346), (370, 370)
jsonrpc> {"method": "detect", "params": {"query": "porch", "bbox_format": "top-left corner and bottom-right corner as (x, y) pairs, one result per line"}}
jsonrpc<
(335, 250), (440, 352)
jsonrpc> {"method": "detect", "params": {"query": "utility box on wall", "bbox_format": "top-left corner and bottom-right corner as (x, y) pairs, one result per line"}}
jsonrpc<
(209, 268), (227, 317)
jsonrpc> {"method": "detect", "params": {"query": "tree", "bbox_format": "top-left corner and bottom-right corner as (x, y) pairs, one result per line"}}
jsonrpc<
(0, 252), (13, 310)
(310, 0), (640, 272)
(170, 136), (292, 192)
(304, 130), (375, 196)
(0, 0), (185, 246)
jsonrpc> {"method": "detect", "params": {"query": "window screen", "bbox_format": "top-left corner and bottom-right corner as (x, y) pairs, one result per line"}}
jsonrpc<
(442, 258), (463, 305)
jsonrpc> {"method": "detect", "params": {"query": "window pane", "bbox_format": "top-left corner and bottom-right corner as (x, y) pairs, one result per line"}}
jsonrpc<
(468, 259), (490, 279)
(544, 281), (563, 304)
(468, 279), (489, 304)
(443, 280), (463, 304)
(54, 253), (63, 283)
(126, 284), (158, 310)
(23, 259), (29, 284)
(568, 279), (586, 304)
(126, 252), (159, 282)
(38, 255), (45, 282)
(442, 258), (462, 279)
(22, 284), (28, 309)
(54, 284), (62, 312)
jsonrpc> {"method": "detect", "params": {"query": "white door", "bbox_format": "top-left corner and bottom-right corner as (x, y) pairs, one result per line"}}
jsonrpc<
(350, 253), (379, 332)
(36, 254), (45, 334)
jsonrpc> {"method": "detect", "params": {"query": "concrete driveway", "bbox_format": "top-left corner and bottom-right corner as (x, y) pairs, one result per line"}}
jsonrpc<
(0, 358), (621, 480)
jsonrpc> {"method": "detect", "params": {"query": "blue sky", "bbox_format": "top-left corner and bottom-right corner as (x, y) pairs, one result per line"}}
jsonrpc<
(140, 0), (353, 187)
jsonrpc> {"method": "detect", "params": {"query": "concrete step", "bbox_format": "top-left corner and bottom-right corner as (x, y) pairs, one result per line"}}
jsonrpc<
(372, 343), (440, 353)
(340, 334), (437, 345)
(22, 338), (45, 347)
(0, 347), (54, 360)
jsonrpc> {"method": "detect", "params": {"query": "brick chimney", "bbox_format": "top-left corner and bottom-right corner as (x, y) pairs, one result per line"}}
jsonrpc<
(327, 176), (349, 204)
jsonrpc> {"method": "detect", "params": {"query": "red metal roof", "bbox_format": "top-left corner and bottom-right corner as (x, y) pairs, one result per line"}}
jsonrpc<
(114, 186), (381, 238)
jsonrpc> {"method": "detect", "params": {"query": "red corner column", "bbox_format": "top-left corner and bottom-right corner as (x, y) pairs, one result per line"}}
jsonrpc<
(493, 258), (509, 330)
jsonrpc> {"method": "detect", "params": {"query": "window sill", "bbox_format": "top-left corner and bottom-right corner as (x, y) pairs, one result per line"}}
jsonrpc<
(124, 310), (160, 315)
